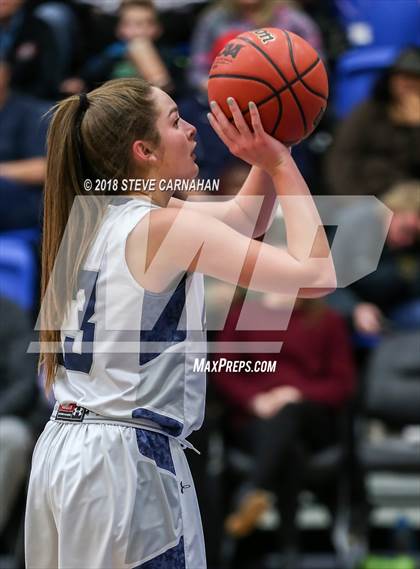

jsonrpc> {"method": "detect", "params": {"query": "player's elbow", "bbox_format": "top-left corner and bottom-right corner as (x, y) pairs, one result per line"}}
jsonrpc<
(252, 215), (276, 239)
(252, 224), (267, 239)
(318, 262), (337, 293)
(298, 286), (336, 299)
(299, 261), (337, 298)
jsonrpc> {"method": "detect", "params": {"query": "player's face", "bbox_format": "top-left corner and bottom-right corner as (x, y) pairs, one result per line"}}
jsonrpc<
(151, 88), (199, 182)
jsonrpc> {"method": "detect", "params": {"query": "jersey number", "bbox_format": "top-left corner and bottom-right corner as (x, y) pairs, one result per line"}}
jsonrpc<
(62, 270), (98, 374)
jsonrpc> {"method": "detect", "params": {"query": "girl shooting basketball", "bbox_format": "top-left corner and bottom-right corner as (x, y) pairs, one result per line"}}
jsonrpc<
(25, 77), (335, 568)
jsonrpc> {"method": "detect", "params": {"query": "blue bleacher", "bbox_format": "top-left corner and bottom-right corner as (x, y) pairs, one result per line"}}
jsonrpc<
(332, 0), (420, 117)
(332, 45), (400, 118)
(0, 236), (37, 310)
(335, 0), (420, 48)
(1, 227), (40, 245)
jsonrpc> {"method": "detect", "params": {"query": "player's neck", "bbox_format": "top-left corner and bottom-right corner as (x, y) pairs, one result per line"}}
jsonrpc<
(126, 189), (171, 208)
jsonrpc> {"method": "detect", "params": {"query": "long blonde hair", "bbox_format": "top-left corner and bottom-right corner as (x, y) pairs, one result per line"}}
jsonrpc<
(40, 78), (160, 392)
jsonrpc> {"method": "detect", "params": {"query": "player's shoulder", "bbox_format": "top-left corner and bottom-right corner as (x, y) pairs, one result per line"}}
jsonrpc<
(128, 203), (216, 252)
(145, 204), (217, 233)
(129, 201), (225, 255)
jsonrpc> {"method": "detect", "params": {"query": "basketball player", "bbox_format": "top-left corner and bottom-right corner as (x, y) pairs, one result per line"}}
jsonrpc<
(25, 78), (335, 568)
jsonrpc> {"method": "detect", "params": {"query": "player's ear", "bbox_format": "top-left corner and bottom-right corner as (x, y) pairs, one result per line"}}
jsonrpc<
(132, 140), (159, 166)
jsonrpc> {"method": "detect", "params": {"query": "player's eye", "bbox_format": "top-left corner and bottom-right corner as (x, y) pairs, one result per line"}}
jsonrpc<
(174, 117), (180, 128)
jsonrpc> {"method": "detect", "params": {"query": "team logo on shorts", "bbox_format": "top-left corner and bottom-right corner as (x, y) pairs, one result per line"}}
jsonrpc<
(56, 403), (87, 422)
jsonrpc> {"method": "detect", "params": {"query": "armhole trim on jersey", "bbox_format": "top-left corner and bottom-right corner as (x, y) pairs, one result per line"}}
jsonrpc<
(121, 208), (187, 298)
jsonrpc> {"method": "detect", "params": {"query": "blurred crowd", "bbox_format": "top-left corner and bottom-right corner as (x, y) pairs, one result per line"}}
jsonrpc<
(0, 0), (419, 567)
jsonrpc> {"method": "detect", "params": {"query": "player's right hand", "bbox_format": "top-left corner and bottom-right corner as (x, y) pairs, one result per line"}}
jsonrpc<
(207, 98), (291, 177)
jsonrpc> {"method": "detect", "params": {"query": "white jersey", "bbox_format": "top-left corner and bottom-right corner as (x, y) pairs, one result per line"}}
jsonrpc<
(54, 198), (207, 439)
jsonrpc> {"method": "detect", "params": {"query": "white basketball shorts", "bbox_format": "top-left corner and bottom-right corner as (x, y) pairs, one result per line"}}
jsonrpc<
(25, 419), (206, 569)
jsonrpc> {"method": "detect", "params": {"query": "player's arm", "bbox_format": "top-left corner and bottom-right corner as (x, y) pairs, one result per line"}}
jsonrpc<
(168, 166), (277, 238)
(181, 210), (335, 299)
(128, 99), (335, 297)
(128, 205), (334, 298)
(208, 99), (334, 274)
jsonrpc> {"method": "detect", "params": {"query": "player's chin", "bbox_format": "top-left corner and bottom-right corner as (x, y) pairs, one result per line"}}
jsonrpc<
(186, 160), (199, 179)
(178, 156), (199, 179)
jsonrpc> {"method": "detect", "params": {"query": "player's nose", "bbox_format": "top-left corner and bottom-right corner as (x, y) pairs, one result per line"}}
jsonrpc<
(184, 120), (197, 140)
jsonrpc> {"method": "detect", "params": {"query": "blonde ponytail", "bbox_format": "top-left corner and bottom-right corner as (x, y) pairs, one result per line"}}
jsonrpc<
(40, 78), (160, 391)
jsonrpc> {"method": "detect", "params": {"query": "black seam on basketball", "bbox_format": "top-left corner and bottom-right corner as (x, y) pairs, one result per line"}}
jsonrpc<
(295, 61), (327, 100)
(208, 56), (325, 136)
(239, 35), (307, 134)
(208, 73), (282, 135)
(231, 58), (324, 120)
(272, 93), (283, 134)
(248, 94), (284, 132)
(280, 31), (308, 134)
(283, 30), (327, 100)
(301, 57), (322, 76)
(209, 72), (279, 92)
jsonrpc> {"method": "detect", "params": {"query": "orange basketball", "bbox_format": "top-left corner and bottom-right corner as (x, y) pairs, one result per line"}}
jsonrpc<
(208, 28), (328, 145)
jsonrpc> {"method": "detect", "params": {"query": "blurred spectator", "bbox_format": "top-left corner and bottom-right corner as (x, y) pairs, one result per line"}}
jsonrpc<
(33, 1), (80, 87)
(75, 0), (208, 12)
(0, 60), (48, 230)
(189, 0), (323, 94)
(328, 181), (420, 336)
(0, 296), (37, 548)
(73, 0), (122, 14)
(326, 46), (420, 197)
(155, 0), (208, 9)
(0, 0), (63, 99)
(156, 0), (209, 43)
(61, 0), (173, 94)
(212, 296), (355, 564)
